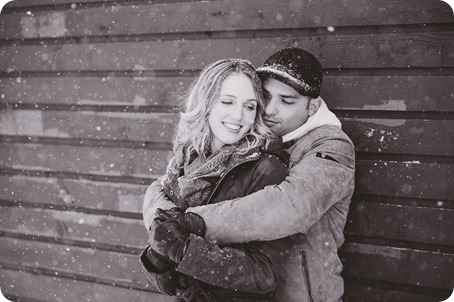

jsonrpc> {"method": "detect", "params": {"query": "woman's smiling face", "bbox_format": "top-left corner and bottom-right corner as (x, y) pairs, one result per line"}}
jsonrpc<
(208, 72), (258, 152)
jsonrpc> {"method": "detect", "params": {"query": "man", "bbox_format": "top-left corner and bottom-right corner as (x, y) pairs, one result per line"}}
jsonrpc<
(143, 48), (355, 301)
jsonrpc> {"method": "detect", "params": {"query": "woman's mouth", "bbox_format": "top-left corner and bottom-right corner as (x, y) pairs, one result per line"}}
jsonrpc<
(223, 122), (242, 131)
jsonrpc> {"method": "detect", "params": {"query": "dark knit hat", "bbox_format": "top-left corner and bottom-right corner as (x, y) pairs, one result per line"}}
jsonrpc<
(257, 48), (323, 98)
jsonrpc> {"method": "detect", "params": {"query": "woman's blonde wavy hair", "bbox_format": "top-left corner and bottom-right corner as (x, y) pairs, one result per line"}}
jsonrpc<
(171, 58), (272, 172)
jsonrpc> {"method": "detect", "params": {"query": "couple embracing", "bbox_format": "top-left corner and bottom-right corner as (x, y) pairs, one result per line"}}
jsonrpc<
(140, 48), (355, 302)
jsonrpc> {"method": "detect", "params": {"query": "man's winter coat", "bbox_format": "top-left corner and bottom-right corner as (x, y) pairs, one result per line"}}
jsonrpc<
(188, 124), (356, 302)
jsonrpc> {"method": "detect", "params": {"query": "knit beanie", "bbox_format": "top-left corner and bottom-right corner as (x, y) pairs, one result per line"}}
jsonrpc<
(257, 48), (323, 98)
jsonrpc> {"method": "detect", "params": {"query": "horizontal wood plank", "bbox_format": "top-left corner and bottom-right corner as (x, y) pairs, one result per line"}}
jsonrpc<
(1, 32), (453, 72)
(0, 174), (147, 213)
(340, 242), (454, 290)
(356, 160), (453, 201)
(342, 118), (454, 157)
(0, 76), (189, 106)
(0, 205), (147, 248)
(322, 76), (454, 113)
(0, 142), (171, 178)
(2, 0), (453, 39)
(344, 281), (450, 302)
(0, 237), (149, 289)
(4, 0), (100, 8)
(0, 267), (173, 302)
(0, 110), (179, 142)
(1, 76), (453, 112)
(345, 200), (454, 246)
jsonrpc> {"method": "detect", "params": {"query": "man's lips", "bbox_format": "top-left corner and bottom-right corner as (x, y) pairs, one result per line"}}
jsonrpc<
(264, 118), (279, 126)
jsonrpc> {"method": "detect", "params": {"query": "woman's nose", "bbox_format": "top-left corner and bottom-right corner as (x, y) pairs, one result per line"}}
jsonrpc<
(231, 104), (244, 120)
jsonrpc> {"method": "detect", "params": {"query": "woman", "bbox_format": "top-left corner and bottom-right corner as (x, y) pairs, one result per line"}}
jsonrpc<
(140, 59), (288, 301)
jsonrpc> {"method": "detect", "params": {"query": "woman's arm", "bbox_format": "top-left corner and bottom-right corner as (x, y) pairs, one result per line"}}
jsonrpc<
(143, 176), (177, 230)
(171, 155), (288, 294)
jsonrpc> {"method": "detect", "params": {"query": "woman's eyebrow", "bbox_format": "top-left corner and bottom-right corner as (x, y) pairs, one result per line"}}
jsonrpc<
(220, 94), (236, 98)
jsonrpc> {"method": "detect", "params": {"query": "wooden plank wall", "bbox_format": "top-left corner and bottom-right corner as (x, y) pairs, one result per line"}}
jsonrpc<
(0, 0), (453, 301)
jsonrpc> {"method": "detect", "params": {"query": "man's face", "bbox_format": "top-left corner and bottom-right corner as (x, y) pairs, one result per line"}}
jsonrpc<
(262, 77), (312, 137)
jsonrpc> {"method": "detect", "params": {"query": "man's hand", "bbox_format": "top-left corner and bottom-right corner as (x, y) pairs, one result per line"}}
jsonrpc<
(153, 207), (206, 237)
(152, 208), (191, 263)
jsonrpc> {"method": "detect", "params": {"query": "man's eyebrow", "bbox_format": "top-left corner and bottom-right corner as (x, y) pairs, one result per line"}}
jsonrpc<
(262, 88), (297, 99)
(279, 94), (298, 99)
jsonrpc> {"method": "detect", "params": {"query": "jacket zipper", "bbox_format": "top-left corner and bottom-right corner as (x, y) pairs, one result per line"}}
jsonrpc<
(301, 251), (314, 302)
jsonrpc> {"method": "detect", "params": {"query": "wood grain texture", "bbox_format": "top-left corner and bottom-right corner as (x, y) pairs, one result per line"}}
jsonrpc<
(345, 200), (454, 246)
(0, 142), (171, 177)
(0, 0), (452, 299)
(1, 32), (453, 72)
(341, 242), (454, 290)
(0, 110), (179, 142)
(0, 237), (149, 288)
(356, 160), (453, 201)
(0, 267), (173, 302)
(1, 111), (453, 156)
(0, 205), (147, 248)
(2, 0), (453, 39)
(2, 76), (453, 112)
(0, 174), (147, 213)
(344, 281), (451, 302)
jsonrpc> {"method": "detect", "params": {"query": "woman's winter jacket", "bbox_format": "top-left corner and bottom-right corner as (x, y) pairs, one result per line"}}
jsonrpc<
(141, 139), (288, 301)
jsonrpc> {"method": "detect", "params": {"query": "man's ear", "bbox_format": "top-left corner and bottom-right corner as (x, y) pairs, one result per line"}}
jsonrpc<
(308, 97), (322, 116)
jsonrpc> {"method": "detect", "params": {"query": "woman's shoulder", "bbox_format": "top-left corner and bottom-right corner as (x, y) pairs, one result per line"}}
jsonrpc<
(255, 151), (288, 174)
(258, 136), (289, 166)
(235, 150), (288, 195)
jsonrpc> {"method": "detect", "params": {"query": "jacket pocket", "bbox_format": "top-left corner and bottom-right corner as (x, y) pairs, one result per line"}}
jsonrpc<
(300, 251), (314, 302)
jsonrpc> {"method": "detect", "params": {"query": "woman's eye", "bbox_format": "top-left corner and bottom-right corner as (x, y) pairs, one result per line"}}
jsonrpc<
(246, 105), (256, 111)
(282, 99), (293, 105)
(221, 100), (233, 105)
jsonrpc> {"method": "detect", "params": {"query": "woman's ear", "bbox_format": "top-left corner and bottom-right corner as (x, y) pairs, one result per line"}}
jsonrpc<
(308, 97), (322, 116)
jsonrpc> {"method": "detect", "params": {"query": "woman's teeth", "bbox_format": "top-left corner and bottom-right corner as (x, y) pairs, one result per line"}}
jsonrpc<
(223, 122), (241, 130)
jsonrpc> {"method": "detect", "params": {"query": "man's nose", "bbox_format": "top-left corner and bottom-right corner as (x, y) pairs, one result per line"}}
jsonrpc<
(265, 99), (277, 116)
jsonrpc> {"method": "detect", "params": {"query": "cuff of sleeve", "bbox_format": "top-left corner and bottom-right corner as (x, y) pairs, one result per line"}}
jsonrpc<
(140, 246), (173, 274)
(176, 234), (207, 277)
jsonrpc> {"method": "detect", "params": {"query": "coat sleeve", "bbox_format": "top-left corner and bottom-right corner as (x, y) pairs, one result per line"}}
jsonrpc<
(176, 155), (287, 294)
(178, 235), (276, 294)
(142, 176), (178, 231)
(187, 137), (355, 245)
